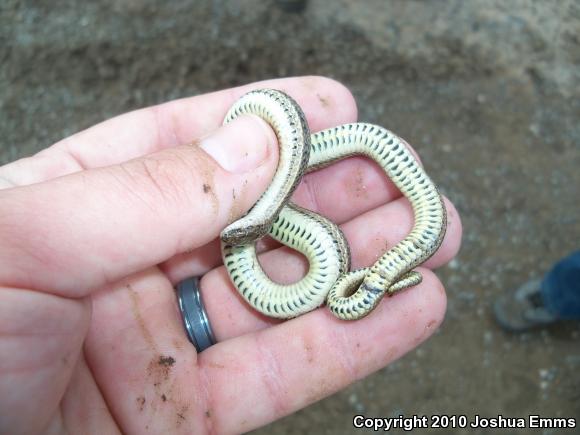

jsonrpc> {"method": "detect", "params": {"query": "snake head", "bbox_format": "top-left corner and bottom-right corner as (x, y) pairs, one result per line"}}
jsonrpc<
(221, 219), (270, 245)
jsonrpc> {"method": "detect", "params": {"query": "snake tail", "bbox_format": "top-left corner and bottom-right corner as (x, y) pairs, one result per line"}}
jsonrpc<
(311, 123), (447, 320)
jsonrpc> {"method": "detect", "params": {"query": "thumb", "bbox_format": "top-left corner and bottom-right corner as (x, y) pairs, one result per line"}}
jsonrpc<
(0, 115), (278, 297)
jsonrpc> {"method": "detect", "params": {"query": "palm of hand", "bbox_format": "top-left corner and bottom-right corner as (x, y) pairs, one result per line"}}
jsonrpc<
(0, 77), (459, 435)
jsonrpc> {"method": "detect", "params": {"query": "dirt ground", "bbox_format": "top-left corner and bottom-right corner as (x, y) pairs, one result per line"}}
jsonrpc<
(1, 1), (579, 434)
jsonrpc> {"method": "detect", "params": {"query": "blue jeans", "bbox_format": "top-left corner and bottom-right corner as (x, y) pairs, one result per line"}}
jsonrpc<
(540, 251), (580, 319)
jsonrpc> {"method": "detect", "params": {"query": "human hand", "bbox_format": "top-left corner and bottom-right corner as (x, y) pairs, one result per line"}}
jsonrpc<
(0, 76), (461, 434)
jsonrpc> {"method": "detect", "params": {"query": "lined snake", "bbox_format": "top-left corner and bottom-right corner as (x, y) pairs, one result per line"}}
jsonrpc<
(221, 89), (447, 320)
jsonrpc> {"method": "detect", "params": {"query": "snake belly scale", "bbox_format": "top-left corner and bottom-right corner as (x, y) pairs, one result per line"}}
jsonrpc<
(220, 89), (447, 321)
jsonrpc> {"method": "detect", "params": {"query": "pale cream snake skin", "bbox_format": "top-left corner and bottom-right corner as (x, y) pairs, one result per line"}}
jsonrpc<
(220, 89), (447, 320)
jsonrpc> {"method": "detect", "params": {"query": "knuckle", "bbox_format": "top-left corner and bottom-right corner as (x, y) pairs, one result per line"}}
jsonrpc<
(119, 151), (193, 208)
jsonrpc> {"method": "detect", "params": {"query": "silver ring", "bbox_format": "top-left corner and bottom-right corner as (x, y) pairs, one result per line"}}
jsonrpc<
(176, 277), (216, 352)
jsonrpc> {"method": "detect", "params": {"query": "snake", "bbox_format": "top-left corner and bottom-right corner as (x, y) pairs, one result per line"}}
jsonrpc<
(220, 89), (447, 320)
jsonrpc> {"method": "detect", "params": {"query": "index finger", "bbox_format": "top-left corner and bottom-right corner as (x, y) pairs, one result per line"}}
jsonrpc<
(0, 76), (357, 187)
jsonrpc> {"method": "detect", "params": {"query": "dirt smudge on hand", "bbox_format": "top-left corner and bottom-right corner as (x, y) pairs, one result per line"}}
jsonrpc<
(158, 355), (176, 367)
(304, 342), (315, 364)
(317, 93), (332, 108)
(189, 140), (219, 216)
(147, 354), (177, 386)
(128, 285), (158, 353)
(175, 404), (190, 428)
(227, 180), (249, 224)
(349, 165), (368, 199)
(136, 396), (146, 412)
(144, 353), (181, 414)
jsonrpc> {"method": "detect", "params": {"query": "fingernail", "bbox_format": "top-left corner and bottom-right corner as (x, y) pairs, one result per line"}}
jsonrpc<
(199, 115), (275, 173)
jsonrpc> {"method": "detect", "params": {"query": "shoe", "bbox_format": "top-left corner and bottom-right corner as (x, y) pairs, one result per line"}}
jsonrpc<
(493, 279), (559, 332)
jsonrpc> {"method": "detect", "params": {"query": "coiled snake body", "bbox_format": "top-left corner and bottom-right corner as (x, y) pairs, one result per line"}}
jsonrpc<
(221, 89), (446, 320)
